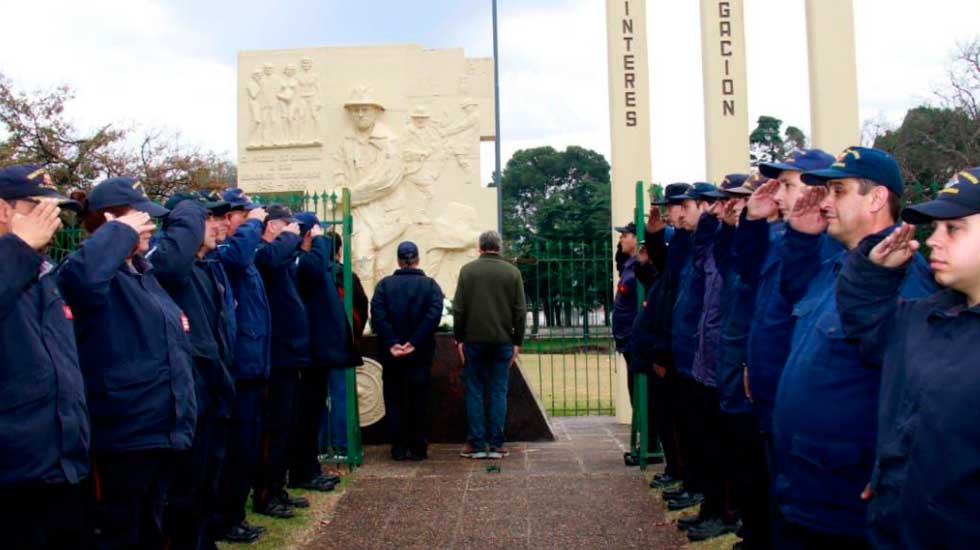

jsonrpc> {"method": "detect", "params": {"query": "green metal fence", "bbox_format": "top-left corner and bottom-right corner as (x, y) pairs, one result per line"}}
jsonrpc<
(509, 239), (616, 416)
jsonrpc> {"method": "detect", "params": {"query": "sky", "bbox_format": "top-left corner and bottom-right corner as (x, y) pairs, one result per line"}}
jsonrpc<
(1, 0), (977, 184)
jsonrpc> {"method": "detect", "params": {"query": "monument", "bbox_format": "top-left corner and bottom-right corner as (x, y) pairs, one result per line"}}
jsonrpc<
(236, 44), (498, 297)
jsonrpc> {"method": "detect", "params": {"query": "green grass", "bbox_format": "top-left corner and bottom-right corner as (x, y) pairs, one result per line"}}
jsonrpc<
(523, 336), (614, 354)
(217, 474), (353, 550)
(519, 352), (616, 416)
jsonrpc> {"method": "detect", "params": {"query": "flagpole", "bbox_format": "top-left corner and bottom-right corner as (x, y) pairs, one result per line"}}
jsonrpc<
(492, 0), (503, 235)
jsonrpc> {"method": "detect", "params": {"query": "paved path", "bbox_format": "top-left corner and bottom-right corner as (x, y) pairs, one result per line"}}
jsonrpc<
(304, 417), (685, 549)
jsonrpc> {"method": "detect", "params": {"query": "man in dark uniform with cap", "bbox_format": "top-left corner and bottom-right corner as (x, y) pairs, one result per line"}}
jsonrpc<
(292, 212), (358, 490)
(212, 189), (270, 543)
(371, 241), (445, 460)
(153, 192), (236, 550)
(252, 204), (309, 518)
(0, 165), (92, 549)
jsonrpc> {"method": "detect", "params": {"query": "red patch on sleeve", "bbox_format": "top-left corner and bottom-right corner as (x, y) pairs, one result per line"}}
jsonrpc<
(63, 305), (74, 320)
(181, 312), (191, 333)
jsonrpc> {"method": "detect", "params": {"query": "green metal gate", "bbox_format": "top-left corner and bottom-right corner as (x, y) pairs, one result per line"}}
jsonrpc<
(510, 239), (617, 416)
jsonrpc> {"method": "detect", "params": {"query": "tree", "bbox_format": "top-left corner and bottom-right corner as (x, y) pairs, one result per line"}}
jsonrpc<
(500, 145), (612, 330)
(749, 116), (809, 165)
(874, 38), (980, 200)
(0, 73), (126, 187)
(0, 73), (234, 198)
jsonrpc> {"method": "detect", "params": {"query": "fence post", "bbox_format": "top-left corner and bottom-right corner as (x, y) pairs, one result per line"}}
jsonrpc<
(340, 188), (363, 469)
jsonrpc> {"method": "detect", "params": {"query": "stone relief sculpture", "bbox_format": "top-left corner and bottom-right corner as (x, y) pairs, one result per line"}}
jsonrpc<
(402, 105), (448, 221)
(424, 202), (482, 292)
(333, 86), (406, 290)
(297, 58), (322, 143)
(440, 98), (480, 184)
(277, 64), (300, 144)
(246, 60), (324, 149)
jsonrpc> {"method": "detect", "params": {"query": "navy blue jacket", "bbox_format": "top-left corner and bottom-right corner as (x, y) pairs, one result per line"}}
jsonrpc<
(771, 226), (936, 537)
(838, 241), (980, 548)
(672, 213), (718, 378)
(692, 222), (731, 388)
(628, 226), (673, 373)
(737, 219), (842, 431)
(0, 235), (90, 487)
(715, 218), (755, 414)
(255, 232), (310, 369)
(59, 222), (197, 454)
(371, 267), (445, 366)
(205, 249), (236, 363)
(297, 236), (362, 369)
(612, 255), (638, 349)
(152, 201), (235, 418)
(216, 219), (271, 381)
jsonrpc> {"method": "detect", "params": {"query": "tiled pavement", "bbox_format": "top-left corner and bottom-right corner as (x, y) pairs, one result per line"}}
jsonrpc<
(304, 417), (685, 549)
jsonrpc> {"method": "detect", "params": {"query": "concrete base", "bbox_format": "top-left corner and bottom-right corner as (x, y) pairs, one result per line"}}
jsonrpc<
(359, 333), (556, 444)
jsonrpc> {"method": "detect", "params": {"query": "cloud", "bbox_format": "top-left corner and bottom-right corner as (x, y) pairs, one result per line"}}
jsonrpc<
(0, 0), (236, 157)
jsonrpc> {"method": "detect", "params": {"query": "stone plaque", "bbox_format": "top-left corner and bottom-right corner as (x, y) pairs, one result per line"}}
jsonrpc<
(237, 44), (498, 297)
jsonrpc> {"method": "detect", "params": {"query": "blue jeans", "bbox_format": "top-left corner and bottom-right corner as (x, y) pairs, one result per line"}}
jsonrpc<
(318, 368), (348, 452)
(463, 343), (513, 449)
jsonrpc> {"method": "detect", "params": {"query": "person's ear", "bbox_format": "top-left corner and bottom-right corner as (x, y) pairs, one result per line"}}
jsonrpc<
(869, 185), (889, 214)
(0, 199), (12, 225)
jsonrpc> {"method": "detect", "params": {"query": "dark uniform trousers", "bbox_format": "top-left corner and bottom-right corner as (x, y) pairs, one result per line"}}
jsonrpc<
(93, 450), (176, 550)
(649, 369), (683, 479)
(289, 369), (329, 485)
(254, 367), (302, 508)
(722, 412), (771, 550)
(0, 479), (92, 550)
(214, 380), (265, 534)
(382, 359), (432, 456)
(167, 357), (230, 550)
(688, 382), (726, 520)
(676, 375), (704, 495)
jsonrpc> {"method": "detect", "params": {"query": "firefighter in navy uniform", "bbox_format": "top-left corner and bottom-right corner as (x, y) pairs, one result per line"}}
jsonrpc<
(60, 177), (197, 550)
(0, 165), (91, 550)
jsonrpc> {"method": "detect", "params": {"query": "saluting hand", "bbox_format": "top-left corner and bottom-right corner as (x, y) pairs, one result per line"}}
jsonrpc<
(310, 223), (324, 238)
(788, 186), (828, 235)
(647, 205), (665, 233)
(247, 207), (267, 221)
(722, 199), (740, 226)
(10, 200), (62, 250)
(869, 222), (918, 269)
(282, 222), (301, 236)
(746, 179), (779, 221)
(105, 211), (155, 237)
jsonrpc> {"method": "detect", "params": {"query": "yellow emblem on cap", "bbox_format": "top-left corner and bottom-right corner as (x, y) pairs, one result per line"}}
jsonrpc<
(832, 148), (861, 168)
(940, 187), (960, 195)
(958, 171), (979, 185)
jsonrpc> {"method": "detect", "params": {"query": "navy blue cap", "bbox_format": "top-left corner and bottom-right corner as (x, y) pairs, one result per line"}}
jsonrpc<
(653, 183), (692, 205)
(89, 176), (169, 217)
(703, 174), (748, 198)
(162, 191), (230, 217)
(902, 167), (980, 224)
(759, 149), (835, 179)
(397, 241), (419, 261)
(0, 164), (80, 210)
(264, 204), (296, 223)
(614, 221), (637, 234)
(727, 172), (770, 196)
(801, 146), (904, 196)
(221, 188), (257, 211)
(676, 182), (720, 201)
(198, 191), (232, 217)
(295, 211), (320, 235)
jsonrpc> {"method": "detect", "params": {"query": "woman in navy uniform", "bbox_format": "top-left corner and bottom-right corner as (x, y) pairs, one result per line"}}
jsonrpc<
(0, 165), (91, 549)
(60, 177), (197, 550)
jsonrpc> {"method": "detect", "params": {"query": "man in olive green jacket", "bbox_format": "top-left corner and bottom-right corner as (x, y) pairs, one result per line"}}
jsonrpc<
(452, 230), (527, 459)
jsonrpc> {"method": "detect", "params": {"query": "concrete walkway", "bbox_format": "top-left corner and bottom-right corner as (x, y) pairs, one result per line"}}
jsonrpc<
(304, 417), (686, 549)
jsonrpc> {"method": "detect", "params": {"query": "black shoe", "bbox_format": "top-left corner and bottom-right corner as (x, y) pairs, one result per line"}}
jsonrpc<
(255, 499), (294, 519)
(676, 513), (708, 531)
(661, 486), (687, 499)
(281, 491), (310, 508)
(221, 524), (259, 543)
(297, 475), (336, 492)
(666, 492), (704, 511)
(409, 449), (428, 461)
(241, 520), (266, 535)
(686, 518), (738, 541)
(650, 474), (681, 489)
(624, 452), (640, 467)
